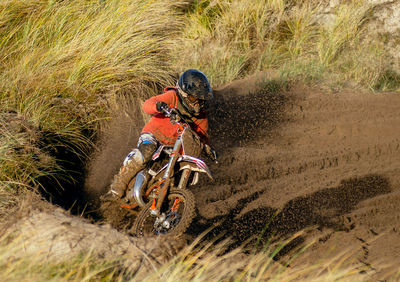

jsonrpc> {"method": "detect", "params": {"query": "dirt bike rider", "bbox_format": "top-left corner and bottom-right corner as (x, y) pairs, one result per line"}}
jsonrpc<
(102, 69), (217, 203)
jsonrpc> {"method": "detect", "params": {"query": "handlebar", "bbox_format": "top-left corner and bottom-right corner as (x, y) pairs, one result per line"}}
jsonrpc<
(160, 105), (178, 119)
(160, 105), (187, 127)
(160, 106), (218, 163)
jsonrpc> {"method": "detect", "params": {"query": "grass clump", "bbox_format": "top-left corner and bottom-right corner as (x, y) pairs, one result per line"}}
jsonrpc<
(0, 228), (374, 281)
(0, 241), (119, 281)
(174, 0), (397, 91)
(0, 0), (183, 207)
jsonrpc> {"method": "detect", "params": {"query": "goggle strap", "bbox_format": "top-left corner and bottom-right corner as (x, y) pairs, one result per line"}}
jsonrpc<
(176, 84), (189, 98)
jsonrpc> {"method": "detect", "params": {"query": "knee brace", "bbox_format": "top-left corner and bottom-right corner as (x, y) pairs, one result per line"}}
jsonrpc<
(138, 142), (157, 163)
(137, 133), (158, 163)
(123, 148), (144, 168)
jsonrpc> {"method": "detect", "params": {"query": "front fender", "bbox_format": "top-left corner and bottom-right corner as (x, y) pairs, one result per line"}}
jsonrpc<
(177, 155), (213, 180)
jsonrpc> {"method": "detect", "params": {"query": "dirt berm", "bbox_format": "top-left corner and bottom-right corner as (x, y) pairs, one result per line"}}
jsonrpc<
(6, 73), (400, 278)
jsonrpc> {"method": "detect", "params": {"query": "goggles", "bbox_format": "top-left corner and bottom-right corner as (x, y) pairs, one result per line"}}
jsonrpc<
(177, 85), (200, 103)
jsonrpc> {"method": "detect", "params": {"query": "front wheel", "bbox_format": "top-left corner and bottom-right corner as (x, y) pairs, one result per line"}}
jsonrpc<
(131, 188), (195, 238)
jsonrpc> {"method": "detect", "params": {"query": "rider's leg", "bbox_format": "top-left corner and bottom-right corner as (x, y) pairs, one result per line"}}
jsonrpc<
(108, 148), (144, 198)
(104, 133), (158, 199)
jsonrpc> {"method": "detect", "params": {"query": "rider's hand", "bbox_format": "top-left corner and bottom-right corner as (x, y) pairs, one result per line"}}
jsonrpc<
(209, 148), (218, 163)
(156, 101), (168, 113)
(204, 144), (218, 163)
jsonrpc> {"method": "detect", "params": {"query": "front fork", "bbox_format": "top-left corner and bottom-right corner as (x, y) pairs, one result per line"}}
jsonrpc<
(171, 169), (191, 212)
(150, 135), (183, 215)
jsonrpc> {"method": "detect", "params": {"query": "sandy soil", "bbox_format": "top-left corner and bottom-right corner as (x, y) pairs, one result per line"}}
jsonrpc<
(191, 76), (400, 278)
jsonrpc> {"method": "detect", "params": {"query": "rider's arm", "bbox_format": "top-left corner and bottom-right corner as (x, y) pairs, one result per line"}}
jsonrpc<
(142, 90), (176, 115)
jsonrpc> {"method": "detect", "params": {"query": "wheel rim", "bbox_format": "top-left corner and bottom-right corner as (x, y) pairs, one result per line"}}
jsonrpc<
(137, 194), (185, 236)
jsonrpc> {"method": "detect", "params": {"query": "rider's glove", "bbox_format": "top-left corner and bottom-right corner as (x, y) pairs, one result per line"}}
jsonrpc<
(156, 101), (168, 113)
(204, 144), (218, 163)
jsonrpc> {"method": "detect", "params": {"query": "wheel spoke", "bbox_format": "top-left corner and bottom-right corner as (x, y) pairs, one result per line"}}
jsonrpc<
(131, 189), (196, 237)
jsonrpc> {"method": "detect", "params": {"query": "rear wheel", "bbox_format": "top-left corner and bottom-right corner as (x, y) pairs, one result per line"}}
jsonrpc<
(131, 188), (195, 238)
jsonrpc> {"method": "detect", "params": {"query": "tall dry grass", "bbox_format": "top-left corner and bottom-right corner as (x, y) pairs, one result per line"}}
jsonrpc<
(0, 228), (378, 281)
(0, 0), (183, 206)
(141, 232), (367, 281)
(174, 0), (396, 90)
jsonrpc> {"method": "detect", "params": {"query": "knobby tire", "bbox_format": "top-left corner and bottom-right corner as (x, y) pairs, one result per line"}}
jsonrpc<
(131, 188), (195, 238)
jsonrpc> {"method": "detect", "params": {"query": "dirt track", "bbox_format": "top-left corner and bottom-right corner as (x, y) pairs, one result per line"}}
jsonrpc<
(192, 77), (400, 277)
(83, 74), (400, 278)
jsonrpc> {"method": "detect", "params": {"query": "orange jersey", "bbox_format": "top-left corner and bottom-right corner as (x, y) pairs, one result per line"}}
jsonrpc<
(141, 87), (209, 146)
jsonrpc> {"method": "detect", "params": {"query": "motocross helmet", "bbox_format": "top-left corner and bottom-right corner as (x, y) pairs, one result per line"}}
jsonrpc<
(177, 69), (213, 116)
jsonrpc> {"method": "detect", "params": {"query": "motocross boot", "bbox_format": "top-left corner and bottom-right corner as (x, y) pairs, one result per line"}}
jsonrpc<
(103, 149), (145, 201)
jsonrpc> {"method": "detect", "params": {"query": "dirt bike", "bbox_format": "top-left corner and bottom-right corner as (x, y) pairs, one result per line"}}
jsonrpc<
(122, 106), (216, 237)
